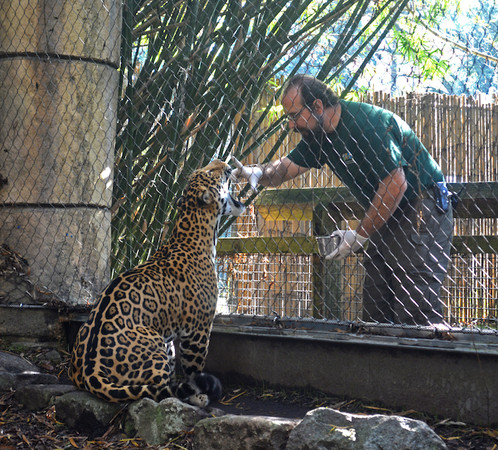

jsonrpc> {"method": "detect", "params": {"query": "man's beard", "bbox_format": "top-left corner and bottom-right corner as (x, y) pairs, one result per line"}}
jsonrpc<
(299, 116), (327, 145)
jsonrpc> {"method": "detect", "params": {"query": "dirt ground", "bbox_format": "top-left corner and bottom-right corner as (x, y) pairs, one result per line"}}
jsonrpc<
(0, 346), (497, 449)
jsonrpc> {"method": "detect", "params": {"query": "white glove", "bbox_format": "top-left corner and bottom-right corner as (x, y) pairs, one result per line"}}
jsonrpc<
(230, 156), (263, 193)
(325, 230), (369, 261)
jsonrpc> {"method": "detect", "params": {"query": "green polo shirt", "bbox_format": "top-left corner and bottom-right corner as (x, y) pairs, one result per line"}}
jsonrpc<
(287, 100), (444, 208)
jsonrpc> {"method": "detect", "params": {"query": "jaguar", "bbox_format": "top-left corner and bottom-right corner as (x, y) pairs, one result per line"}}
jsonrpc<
(69, 159), (245, 406)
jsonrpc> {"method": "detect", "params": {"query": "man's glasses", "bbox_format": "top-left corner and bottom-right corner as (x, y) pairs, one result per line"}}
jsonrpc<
(284, 105), (308, 122)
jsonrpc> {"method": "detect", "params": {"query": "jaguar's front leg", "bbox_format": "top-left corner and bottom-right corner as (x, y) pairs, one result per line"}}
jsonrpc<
(176, 332), (222, 406)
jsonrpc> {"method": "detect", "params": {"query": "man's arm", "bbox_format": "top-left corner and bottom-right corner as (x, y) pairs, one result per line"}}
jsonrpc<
(232, 156), (309, 189)
(259, 157), (309, 187)
(325, 167), (407, 260)
(357, 167), (407, 238)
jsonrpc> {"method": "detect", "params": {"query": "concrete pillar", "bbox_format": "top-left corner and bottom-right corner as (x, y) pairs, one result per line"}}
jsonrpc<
(0, 1), (121, 304)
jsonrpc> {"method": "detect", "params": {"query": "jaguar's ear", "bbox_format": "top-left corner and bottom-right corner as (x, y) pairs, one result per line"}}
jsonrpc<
(198, 187), (214, 206)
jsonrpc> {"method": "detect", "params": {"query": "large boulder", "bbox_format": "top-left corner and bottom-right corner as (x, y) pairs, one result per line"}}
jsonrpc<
(15, 383), (76, 411)
(194, 414), (299, 450)
(286, 408), (447, 450)
(0, 351), (58, 392)
(54, 390), (122, 436)
(0, 350), (38, 373)
(125, 397), (226, 446)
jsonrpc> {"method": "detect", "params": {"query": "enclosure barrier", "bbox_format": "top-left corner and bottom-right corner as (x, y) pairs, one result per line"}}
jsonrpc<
(0, 1), (497, 340)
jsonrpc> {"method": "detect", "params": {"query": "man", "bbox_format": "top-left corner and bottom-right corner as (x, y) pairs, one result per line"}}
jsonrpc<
(232, 74), (453, 326)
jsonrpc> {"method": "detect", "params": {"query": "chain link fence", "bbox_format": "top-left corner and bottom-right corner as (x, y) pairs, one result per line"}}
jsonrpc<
(0, 1), (497, 335)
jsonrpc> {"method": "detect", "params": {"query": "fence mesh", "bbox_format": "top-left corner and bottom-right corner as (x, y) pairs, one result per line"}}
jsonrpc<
(0, 1), (497, 334)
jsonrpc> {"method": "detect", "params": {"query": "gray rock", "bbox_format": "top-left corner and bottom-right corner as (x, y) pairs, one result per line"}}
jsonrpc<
(125, 397), (225, 446)
(286, 408), (447, 450)
(0, 372), (16, 391)
(0, 370), (58, 392)
(54, 390), (123, 436)
(0, 350), (58, 392)
(15, 383), (76, 411)
(0, 351), (38, 373)
(194, 414), (299, 450)
(15, 371), (58, 385)
(43, 350), (62, 364)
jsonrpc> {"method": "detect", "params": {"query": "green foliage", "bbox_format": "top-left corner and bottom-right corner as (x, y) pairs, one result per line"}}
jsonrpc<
(393, 0), (498, 94)
(112, 0), (412, 274)
(394, 29), (450, 81)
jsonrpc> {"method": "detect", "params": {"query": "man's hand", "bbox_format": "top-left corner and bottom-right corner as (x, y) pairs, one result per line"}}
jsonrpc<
(325, 230), (369, 261)
(230, 156), (263, 192)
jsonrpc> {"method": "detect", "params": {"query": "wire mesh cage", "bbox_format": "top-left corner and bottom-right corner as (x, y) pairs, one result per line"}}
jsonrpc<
(0, 1), (497, 334)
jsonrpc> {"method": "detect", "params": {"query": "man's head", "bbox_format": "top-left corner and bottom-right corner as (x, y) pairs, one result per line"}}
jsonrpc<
(281, 75), (339, 140)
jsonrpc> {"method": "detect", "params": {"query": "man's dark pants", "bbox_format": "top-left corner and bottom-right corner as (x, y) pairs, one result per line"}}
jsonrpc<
(362, 193), (453, 325)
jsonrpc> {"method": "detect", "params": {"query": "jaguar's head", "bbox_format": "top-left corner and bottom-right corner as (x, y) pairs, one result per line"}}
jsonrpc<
(181, 160), (245, 218)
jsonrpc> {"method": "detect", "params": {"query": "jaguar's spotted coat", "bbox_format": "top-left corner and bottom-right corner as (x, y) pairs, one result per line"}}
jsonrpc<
(69, 160), (245, 406)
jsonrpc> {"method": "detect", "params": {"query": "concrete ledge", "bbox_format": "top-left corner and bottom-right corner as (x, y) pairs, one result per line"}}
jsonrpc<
(211, 316), (498, 355)
(207, 320), (498, 427)
(0, 305), (63, 343)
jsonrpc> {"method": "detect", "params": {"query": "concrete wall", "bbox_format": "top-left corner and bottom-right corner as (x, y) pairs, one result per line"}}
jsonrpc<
(207, 328), (498, 427)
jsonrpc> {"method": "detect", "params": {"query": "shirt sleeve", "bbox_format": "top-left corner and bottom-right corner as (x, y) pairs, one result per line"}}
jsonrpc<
(354, 115), (408, 181)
